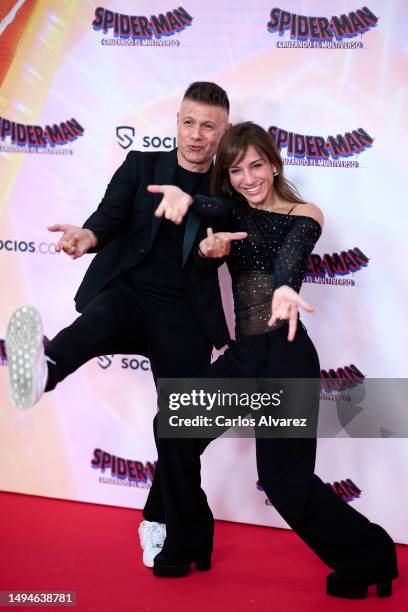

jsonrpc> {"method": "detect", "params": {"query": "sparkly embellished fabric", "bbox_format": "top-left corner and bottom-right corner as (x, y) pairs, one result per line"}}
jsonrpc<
(192, 196), (322, 337)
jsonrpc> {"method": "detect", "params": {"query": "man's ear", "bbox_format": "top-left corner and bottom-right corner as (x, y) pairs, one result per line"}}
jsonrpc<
(225, 122), (233, 133)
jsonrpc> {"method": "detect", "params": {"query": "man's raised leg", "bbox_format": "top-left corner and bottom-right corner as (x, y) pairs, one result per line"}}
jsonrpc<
(6, 286), (145, 406)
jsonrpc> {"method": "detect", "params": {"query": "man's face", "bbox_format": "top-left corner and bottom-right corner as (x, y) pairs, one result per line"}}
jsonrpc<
(177, 100), (230, 172)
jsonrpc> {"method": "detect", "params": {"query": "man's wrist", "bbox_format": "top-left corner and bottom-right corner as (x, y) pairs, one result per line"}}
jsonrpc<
(84, 228), (98, 248)
(198, 243), (207, 258)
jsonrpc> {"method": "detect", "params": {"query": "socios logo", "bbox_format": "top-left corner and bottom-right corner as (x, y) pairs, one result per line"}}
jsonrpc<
(93, 6), (192, 47)
(116, 126), (176, 151)
(0, 116), (84, 154)
(96, 355), (114, 370)
(304, 247), (369, 287)
(96, 354), (150, 371)
(269, 125), (373, 168)
(116, 126), (135, 150)
(267, 6), (379, 48)
(91, 448), (156, 488)
(0, 240), (57, 254)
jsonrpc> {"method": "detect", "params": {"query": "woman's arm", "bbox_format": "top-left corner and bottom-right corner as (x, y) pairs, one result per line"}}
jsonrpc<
(268, 204), (323, 341)
(273, 204), (323, 290)
(148, 185), (234, 226)
(190, 194), (234, 225)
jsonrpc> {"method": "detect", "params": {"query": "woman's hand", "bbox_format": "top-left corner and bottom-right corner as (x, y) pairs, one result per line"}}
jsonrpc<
(268, 285), (314, 341)
(198, 227), (248, 258)
(148, 184), (193, 224)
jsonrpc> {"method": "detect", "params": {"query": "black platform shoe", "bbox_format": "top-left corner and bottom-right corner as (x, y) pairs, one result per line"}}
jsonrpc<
(153, 551), (212, 577)
(154, 506), (214, 577)
(326, 525), (398, 599)
(326, 571), (396, 599)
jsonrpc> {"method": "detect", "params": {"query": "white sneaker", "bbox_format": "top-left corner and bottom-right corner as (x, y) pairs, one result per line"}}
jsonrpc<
(138, 520), (166, 568)
(5, 305), (48, 409)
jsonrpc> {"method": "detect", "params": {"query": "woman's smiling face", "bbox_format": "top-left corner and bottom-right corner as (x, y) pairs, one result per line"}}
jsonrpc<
(228, 145), (276, 208)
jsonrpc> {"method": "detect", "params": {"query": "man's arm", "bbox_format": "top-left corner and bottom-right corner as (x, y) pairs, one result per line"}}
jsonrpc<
(82, 151), (141, 249)
(48, 152), (140, 258)
(48, 224), (98, 259)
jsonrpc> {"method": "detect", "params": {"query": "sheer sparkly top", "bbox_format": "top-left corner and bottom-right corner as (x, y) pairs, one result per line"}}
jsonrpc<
(192, 196), (322, 338)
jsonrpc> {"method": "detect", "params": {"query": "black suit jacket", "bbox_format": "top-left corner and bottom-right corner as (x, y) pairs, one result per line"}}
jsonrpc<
(75, 148), (229, 349)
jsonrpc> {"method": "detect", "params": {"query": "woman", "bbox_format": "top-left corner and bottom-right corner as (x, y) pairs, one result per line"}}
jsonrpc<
(148, 122), (398, 598)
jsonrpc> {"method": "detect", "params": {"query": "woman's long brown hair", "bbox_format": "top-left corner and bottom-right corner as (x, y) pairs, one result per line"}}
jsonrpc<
(210, 122), (306, 207)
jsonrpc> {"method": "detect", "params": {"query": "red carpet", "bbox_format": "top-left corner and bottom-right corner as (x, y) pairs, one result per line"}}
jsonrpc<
(0, 491), (406, 611)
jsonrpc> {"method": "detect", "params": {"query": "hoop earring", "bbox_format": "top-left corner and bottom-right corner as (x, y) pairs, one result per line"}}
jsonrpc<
(273, 169), (279, 176)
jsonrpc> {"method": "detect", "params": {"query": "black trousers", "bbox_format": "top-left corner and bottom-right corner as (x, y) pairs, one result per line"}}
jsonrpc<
(156, 325), (397, 576)
(44, 278), (213, 524)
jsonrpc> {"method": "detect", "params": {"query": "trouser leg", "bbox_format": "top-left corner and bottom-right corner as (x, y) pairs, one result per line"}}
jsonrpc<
(153, 334), (268, 557)
(256, 437), (396, 575)
(142, 435), (165, 522)
(44, 287), (146, 391)
(255, 328), (396, 576)
(142, 300), (213, 534)
(143, 416), (213, 526)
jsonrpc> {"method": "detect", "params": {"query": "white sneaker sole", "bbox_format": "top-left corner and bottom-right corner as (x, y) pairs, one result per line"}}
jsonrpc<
(6, 305), (44, 409)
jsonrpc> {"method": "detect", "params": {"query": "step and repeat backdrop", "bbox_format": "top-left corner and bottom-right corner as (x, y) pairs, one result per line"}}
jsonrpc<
(1, 1), (407, 542)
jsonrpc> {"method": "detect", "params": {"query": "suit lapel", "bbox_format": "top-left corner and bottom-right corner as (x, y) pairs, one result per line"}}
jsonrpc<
(182, 213), (201, 266)
(182, 164), (213, 266)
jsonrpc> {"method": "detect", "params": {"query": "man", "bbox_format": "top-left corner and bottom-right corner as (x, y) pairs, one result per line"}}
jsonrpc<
(6, 82), (233, 567)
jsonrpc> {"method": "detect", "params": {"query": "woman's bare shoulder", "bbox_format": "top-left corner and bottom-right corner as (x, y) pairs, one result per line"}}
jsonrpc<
(291, 203), (324, 229)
